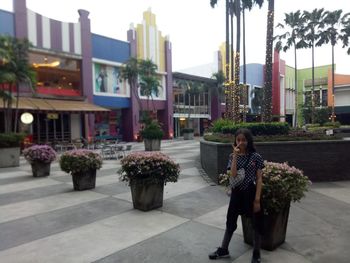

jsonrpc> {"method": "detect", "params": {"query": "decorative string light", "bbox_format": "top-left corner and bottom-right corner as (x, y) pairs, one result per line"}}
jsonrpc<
(262, 9), (274, 122)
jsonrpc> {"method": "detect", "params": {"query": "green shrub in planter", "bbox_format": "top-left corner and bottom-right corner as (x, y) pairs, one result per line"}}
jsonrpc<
(212, 118), (233, 133)
(141, 121), (164, 140)
(0, 133), (25, 148)
(323, 121), (341, 128)
(221, 122), (289, 136)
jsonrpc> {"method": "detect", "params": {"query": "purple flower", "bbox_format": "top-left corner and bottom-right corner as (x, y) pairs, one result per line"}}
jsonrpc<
(23, 145), (57, 164)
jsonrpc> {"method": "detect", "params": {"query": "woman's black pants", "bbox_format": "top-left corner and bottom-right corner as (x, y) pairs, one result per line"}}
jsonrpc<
(221, 184), (263, 250)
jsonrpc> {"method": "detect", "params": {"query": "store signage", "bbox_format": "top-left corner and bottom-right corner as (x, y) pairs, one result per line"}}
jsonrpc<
(47, 113), (59, 119)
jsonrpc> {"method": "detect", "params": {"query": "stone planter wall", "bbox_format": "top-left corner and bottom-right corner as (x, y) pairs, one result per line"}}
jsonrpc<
(0, 147), (20, 168)
(200, 139), (350, 182)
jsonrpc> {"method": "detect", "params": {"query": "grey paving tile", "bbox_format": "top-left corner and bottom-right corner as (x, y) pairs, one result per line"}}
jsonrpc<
(92, 182), (130, 196)
(160, 186), (228, 219)
(295, 190), (350, 227)
(0, 174), (35, 185)
(287, 231), (350, 263)
(95, 221), (250, 263)
(0, 210), (187, 262)
(0, 183), (71, 206)
(0, 197), (132, 251)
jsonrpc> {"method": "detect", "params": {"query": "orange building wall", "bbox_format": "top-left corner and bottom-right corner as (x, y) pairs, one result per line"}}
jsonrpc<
(327, 69), (350, 105)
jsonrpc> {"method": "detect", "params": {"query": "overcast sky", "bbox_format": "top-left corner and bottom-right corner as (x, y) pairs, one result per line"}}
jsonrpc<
(1, 0), (350, 74)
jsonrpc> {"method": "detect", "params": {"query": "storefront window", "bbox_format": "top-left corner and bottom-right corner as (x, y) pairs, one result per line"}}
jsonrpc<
(94, 110), (123, 140)
(94, 63), (128, 96)
(29, 53), (81, 96)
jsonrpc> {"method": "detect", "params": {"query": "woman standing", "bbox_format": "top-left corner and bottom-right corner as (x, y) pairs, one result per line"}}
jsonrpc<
(209, 128), (264, 263)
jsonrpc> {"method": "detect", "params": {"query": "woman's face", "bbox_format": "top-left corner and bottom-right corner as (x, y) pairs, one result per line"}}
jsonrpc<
(235, 133), (248, 150)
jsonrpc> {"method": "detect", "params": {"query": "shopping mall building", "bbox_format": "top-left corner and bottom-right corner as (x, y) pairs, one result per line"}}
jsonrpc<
(0, 0), (173, 142)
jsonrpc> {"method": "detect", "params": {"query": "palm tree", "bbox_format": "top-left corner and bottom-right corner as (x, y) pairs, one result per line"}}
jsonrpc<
(211, 0), (264, 122)
(300, 8), (325, 123)
(138, 59), (161, 113)
(210, 0), (232, 120)
(262, 0), (275, 122)
(0, 36), (36, 133)
(339, 14), (350, 54)
(317, 10), (350, 122)
(275, 10), (306, 127)
(120, 57), (142, 109)
(212, 70), (225, 102)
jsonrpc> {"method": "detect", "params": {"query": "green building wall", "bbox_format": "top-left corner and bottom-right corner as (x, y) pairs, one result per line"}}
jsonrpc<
(286, 64), (333, 126)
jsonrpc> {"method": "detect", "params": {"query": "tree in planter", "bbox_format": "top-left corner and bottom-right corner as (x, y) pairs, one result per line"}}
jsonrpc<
(121, 58), (161, 126)
(120, 57), (142, 110)
(141, 120), (164, 151)
(0, 36), (36, 133)
(138, 59), (162, 114)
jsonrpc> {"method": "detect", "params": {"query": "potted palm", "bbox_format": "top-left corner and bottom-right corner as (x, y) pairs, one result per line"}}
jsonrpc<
(141, 120), (164, 151)
(118, 152), (180, 211)
(23, 145), (57, 177)
(219, 161), (310, 250)
(59, 149), (103, 191)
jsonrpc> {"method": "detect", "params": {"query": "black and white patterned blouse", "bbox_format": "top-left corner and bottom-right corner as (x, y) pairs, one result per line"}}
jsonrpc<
(227, 152), (265, 190)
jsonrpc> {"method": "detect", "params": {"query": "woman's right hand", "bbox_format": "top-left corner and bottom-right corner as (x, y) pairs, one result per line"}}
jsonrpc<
(232, 142), (241, 155)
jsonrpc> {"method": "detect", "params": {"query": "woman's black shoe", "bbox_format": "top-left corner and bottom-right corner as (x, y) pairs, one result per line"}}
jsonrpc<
(208, 247), (230, 260)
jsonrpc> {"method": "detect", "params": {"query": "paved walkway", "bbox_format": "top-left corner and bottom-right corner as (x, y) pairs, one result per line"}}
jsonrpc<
(0, 139), (349, 262)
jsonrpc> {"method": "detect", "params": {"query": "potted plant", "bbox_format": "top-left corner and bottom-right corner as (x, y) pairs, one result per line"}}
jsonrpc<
(219, 161), (310, 250)
(118, 152), (180, 211)
(0, 133), (25, 168)
(23, 145), (57, 177)
(182, 128), (194, 140)
(59, 149), (103, 191)
(141, 120), (164, 151)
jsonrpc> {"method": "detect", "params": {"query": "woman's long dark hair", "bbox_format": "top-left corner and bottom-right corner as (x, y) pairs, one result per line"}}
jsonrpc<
(234, 128), (256, 154)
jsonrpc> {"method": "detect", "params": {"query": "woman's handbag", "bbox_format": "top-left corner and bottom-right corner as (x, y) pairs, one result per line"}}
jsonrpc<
(228, 154), (252, 191)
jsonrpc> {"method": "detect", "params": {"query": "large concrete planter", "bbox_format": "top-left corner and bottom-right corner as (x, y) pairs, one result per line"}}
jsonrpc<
(0, 147), (20, 168)
(144, 139), (161, 151)
(31, 161), (51, 177)
(200, 139), (350, 182)
(241, 204), (290, 251)
(130, 179), (164, 211)
(183, 132), (194, 140)
(71, 169), (96, 191)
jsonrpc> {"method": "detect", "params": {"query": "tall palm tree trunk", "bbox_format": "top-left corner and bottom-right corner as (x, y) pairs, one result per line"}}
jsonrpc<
(230, 0), (234, 82)
(242, 7), (247, 122)
(331, 43), (335, 122)
(225, 0), (231, 119)
(294, 45), (298, 127)
(262, 0), (274, 122)
(311, 42), (315, 123)
(233, 0), (241, 123)
(14, 83), (20, 133)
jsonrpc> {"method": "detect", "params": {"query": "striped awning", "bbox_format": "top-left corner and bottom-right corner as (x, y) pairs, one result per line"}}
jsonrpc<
(8, 97), (110, 113)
